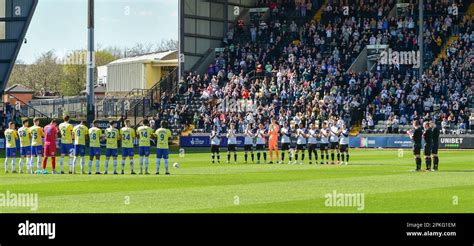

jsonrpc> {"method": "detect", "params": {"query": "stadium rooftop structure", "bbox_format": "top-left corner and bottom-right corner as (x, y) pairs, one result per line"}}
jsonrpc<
(0, 0), (38, 92)
(107, 50), (178, 66)
(105, 50), (178, 93)
(180, 0), (259, 75)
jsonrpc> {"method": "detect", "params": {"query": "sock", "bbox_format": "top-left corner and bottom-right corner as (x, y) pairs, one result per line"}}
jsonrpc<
(52, 157), (56, 170)
(257, 152), (261, 161)
(321, 153), (324, 161)
(105, 159), (109, 172)
(234, 153), (237, 162)
(37, 156), (42, 169)
(157, 158), (161, 172)
(19, 158), (23, 172)
(433, 156), (439, 169)
(88, 160), (92, 173)
(337, 153), (340, 162)
(80, 157), (84, 172)
(244, 152), (248, 162)
(263, 152), (267, 161)
(227, 153), (231, 162)
(25, 157), (30, 171)
(72, 157), (77, 172)
(314, 151), (318, 161)
(309, 151), (312, 161)
(326, 154), (329, 162)
(121, 159), (126, 171)
(28, 157), (33, 171)
(11, 158), (16, 171)
(60, 156), (64, 171)
(251, 153), (254, 162)
(415, 157), (421, 170)
(145, 157), (149, 171)
(212, 153), (215, 162)
(130, 160), (134, 172)
(95, 159), (100, 172)
(295, 154), (298, 161)
(113, 159), (117, 172)
(164, 159), (169, 172)
(4, 158), (9, 172)
(426, 157), (431, 169)
(139, 156), (144, 171)
(282, 152), (285, 161)
(301, 153), (305, 161)
(275, 150), (279, 161)
(26, 157), (31, 171)
(331, 153), (334, 161)
(269, 150), (273, 162)
(68, 157), (72, 171)
(346, 153), (350, 162)
(68, 158), (72, 170)
(42, 157), (48, 169)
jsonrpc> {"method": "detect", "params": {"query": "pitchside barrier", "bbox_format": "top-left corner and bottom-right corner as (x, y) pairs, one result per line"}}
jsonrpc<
(0, 134), (471, 149)
(178, 134), (474, 149)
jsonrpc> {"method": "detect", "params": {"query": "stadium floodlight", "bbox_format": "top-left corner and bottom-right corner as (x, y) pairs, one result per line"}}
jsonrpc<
(419, 0), (424, 78)
(86, 0), (95, 125)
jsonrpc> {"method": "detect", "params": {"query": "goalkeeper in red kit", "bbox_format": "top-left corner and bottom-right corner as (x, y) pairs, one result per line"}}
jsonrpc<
(41, 119), (59, 174)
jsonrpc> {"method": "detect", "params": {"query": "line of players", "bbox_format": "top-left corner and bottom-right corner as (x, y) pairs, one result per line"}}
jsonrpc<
(407, 119), (441, 171)
(210, 118), (350, 165)
(3, 116), (173, 175)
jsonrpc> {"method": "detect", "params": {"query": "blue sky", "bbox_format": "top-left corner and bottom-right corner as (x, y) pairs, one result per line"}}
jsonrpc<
(18, 0), (178, 64)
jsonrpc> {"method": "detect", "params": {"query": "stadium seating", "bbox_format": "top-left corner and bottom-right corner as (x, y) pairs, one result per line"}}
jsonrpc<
(175, 0), (473, 135)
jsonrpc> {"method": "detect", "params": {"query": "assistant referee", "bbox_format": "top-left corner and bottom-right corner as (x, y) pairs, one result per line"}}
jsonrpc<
(430, 120), (440, 171)
(423, 122), (433, 171)
(408, 120), (423, 171)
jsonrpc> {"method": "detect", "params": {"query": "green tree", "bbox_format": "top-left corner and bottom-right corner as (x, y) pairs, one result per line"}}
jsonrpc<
(61, 63), (86, 96)
(33, 51), (64, 95)
(60, 50), (118, 96)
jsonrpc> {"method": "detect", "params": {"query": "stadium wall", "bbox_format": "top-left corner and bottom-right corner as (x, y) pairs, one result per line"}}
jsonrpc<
(178, 135), (474, 149)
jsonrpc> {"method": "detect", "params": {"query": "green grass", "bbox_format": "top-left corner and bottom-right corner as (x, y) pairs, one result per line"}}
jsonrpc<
(0, 148), (473, 213)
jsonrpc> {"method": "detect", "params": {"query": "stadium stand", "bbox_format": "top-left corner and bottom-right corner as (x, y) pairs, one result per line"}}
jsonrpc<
(173, 0), (473, 136)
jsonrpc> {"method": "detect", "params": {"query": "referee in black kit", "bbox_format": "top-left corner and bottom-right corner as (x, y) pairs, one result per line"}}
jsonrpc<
(408, 120), (423, 171)
(422, 122), (433, 171)
(430, 120), (440, 171)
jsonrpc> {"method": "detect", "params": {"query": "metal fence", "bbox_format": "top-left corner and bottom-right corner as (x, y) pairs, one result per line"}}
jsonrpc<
(16, 68), (178, 122)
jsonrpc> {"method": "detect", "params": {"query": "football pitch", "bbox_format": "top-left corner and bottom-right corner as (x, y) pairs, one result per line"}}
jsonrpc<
(0, 148), (473, 213)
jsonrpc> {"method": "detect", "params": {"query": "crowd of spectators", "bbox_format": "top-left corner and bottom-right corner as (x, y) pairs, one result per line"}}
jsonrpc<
(177, 0), (473, 135)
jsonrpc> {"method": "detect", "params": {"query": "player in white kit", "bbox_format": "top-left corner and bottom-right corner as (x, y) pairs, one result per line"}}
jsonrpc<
(329, 123), (340, 164)
(210, 125), (221, 164)
(226, 123), (238, 164)
(255, 123), (267, 164)
(319, 121), (330, 165)
(295, 122), (307, 165)
(243, 124), (255, 163)
(280, 121), (292, 164)
(307, 123), (319, 164)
